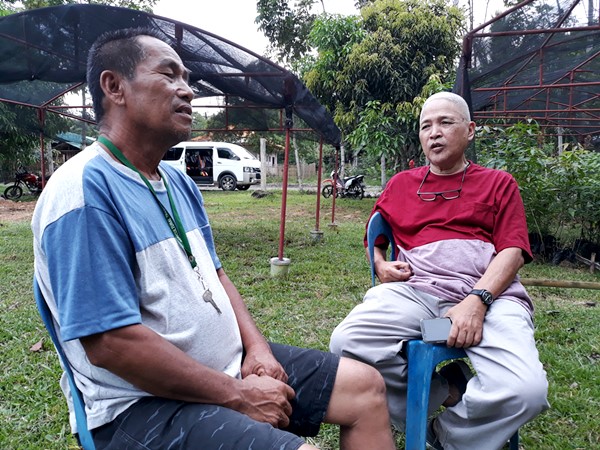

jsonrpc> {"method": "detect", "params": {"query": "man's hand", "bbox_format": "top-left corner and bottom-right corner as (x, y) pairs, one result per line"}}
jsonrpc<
(444, 296), (487, 348)
(236, 374), (295, 428)
(241, 347), (288, 382)
(374, 260), (413, 283)
(443, 247), (525, 348)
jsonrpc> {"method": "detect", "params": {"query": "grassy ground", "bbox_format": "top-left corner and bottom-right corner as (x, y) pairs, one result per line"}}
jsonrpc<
(0, 190), (598, 449)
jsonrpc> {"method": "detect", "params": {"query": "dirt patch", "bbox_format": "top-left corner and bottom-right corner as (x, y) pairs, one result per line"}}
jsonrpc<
(0, 198), (36, 223)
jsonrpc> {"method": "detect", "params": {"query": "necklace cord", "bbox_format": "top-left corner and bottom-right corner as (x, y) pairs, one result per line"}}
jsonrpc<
(97, 136), (197, 269)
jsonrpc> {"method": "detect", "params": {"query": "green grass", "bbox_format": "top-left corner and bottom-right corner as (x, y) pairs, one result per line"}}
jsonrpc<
(1, 191), (599, 449)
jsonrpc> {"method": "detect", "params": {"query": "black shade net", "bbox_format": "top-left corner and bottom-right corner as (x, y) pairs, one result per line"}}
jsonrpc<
(455, 0), (600, 137)
(0, 4), (341, 145)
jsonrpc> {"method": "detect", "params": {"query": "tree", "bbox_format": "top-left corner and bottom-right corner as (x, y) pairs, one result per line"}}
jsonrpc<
(304, 0), (464, 175)
(0, 102), (72, 176)
(256, 0), (317, 67)
(256, 1), (464, 181)
(20, 0), (157, 12)
(477, 122), (600, 247)
(0, 0), (19, 16)
(347, 75), (450, 184)
(189, 112), (209, 139)
(301, 13), (366, 133)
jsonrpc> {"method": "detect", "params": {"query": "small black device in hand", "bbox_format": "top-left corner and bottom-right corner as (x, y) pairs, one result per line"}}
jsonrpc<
(420, 317), (452, 343)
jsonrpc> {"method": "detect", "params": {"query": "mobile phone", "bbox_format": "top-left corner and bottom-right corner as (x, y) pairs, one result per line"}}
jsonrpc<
(420, 318), (452, 343)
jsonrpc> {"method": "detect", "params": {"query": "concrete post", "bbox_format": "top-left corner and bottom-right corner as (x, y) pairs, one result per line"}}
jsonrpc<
(260, 138), (267, 190)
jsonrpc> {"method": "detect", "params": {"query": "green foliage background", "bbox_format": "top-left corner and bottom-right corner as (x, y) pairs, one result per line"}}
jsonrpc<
(478, 123), (600, 246)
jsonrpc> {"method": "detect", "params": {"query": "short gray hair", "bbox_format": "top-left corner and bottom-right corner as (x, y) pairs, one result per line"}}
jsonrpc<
(87, 27), (168, 123)
(420, 92), (471, 123)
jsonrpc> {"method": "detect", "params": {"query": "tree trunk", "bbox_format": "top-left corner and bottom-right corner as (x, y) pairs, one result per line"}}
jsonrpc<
(340, 143), (346, 179)
(45, 143), (54, 175)
(380, 154), (386, 188)
(292, 133), (303, 190)
(80, 87), (87, 156)
(352, 147), (360, 170)
(260, 138), (267, 190)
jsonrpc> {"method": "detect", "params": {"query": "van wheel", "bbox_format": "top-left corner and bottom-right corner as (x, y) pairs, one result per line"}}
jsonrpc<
(219, 174), (237, 191)
(237, 185), (251, 191)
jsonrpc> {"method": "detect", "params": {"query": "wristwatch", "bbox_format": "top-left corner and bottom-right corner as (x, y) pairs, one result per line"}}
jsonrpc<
(469, 288), (494, 306)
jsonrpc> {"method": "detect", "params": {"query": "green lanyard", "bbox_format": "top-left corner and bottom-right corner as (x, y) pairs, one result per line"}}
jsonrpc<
(98, 136), (197, 269)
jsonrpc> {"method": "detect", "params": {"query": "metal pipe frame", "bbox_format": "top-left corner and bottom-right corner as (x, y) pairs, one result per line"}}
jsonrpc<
(461, 0), (600, 139)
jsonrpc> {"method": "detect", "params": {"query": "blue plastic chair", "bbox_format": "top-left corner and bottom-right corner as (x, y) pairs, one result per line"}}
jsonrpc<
(366, 211), (396, 286)
(366, 212), (518, 450)
(33, 278), (96, 450)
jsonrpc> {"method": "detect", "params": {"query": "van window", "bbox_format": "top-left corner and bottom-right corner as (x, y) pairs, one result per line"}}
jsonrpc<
(217, 147), (240, 161)
(163, 147), (184, 161)
(237, 148), (258, 160)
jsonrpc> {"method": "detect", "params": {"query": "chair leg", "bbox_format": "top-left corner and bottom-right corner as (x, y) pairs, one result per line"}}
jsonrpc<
(405, 341), (467, 450)
(405, 340), (521, 450)
(509, 429), (519, 450)
(405, 342), (437, 450)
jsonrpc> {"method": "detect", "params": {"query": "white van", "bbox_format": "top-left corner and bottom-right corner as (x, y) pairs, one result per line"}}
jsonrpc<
(162, 141), (261, 191)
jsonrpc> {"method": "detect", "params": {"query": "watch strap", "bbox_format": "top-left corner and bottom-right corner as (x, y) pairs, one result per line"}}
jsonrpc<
(469, 288), (494, 305)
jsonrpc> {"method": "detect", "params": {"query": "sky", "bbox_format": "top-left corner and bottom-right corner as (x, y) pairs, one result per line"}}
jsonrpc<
(152, 0), (509, 57)
(152, 0), (359, 55)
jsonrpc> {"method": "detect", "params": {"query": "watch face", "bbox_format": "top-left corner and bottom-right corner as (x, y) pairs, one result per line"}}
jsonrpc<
(471, 289), (493, 305)
(481, 290), (493, 305)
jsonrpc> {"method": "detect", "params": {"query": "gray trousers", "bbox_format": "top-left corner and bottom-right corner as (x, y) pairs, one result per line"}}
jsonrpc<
(330, 282), (549, 450)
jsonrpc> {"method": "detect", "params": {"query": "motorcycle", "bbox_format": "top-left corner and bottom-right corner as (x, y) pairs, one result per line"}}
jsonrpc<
(3, 168), (45, 200)
(321, 170), (366, 199)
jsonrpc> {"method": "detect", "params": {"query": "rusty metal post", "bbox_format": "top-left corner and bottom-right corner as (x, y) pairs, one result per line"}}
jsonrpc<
(38, 108), (47, 187)
(331, 146), (339, 225)
(315, 137), (324, 231)
(277, 107), (293, 260)
(310, 137), (325, 242)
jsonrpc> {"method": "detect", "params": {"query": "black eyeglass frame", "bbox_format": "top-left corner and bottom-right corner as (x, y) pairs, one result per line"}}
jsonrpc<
(416, 163), (470, 202)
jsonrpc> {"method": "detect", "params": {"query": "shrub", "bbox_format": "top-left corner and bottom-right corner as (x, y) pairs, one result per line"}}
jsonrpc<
(477, 122), (600, 248)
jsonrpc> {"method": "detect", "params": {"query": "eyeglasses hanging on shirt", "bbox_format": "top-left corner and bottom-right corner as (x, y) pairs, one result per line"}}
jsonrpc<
(416, 162), (470, 202)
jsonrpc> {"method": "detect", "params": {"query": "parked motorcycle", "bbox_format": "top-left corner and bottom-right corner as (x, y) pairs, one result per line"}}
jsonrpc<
(3, 168), (45, 200)
(321, 171), (366, 199)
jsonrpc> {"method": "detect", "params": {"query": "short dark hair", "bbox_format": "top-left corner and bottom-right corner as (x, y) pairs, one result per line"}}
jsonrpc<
(86, 27), (167, 123)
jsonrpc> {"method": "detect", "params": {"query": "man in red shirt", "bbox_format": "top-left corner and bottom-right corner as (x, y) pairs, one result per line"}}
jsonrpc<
(330, 92), (549, 450)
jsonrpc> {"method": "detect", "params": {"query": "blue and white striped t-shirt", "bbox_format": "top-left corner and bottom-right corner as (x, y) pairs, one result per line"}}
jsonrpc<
(32, 142), (243, 432)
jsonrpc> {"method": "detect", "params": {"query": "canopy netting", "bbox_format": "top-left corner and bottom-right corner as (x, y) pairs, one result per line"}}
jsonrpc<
(0, 4), (341, 145)
(455, 0), (600, 139)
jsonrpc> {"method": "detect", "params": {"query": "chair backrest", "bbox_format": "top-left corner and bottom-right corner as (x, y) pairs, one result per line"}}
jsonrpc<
(366, 211), (397, 286)
(33, 278), (96, 450)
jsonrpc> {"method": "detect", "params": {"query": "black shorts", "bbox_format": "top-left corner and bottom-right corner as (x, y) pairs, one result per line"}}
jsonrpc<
(92, 343), (340, 450)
